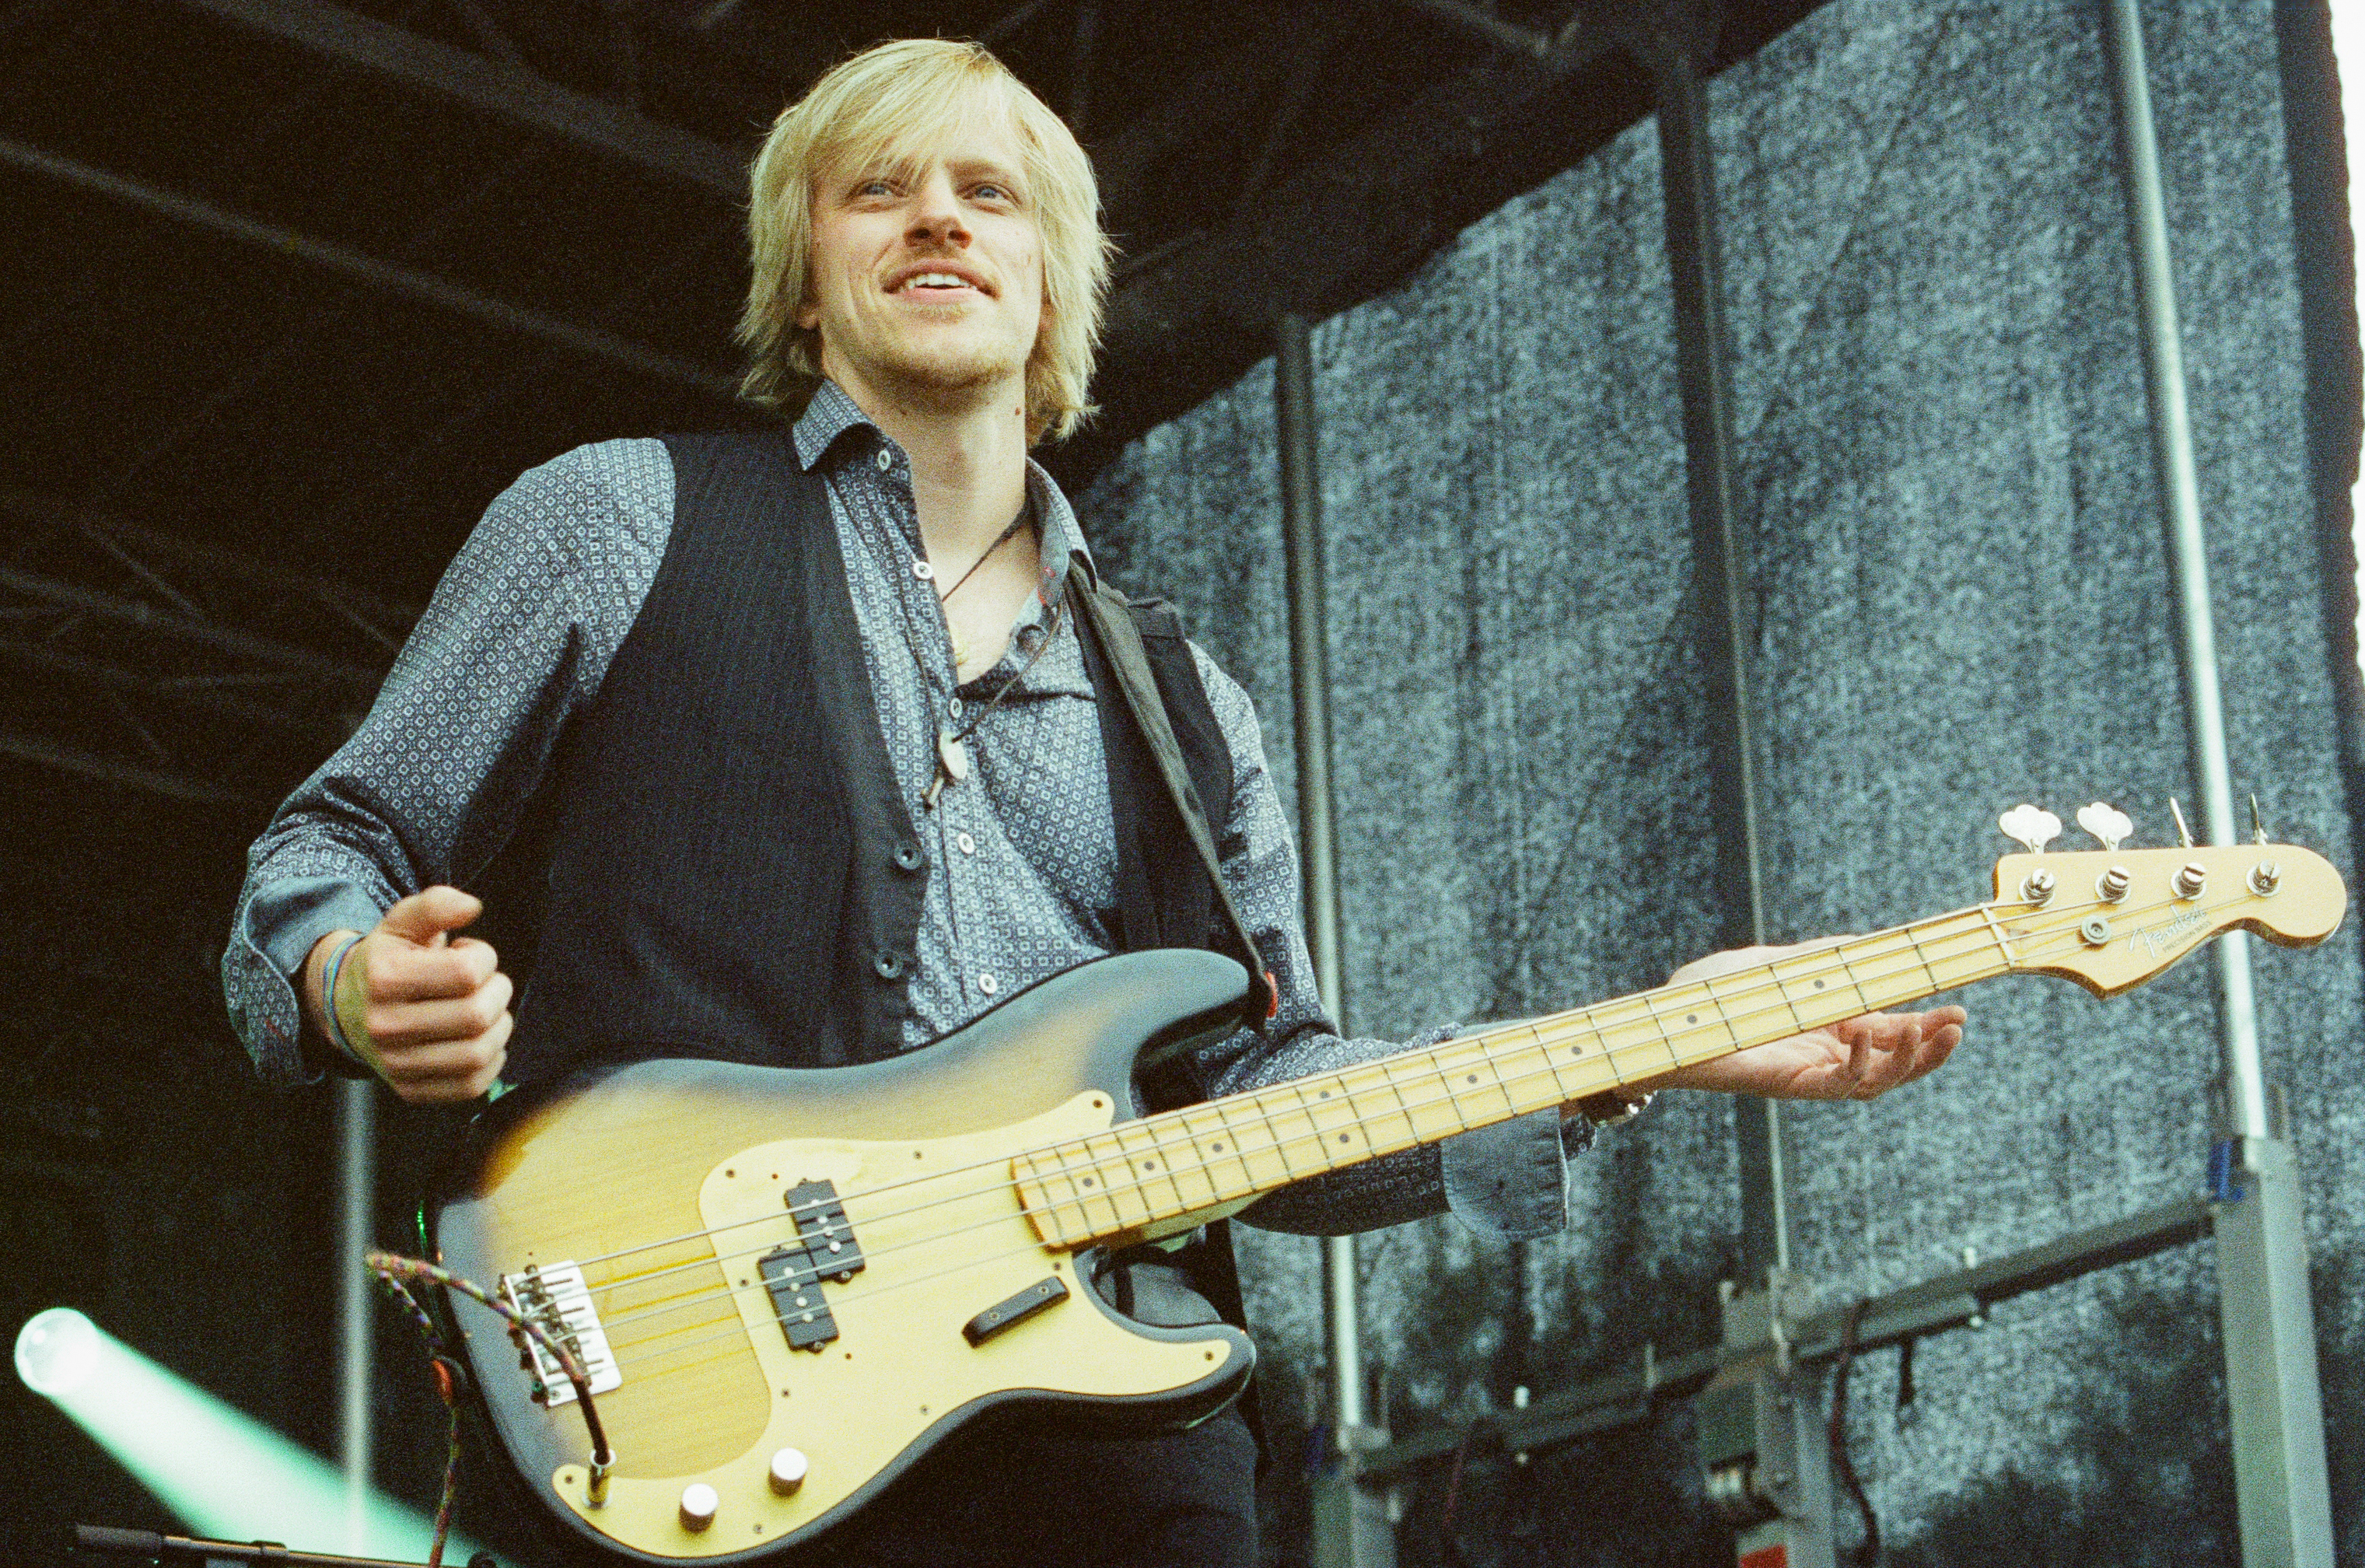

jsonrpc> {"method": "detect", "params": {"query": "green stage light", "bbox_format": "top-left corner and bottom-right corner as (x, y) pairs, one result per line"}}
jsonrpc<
(15, 1308), (495, 1565)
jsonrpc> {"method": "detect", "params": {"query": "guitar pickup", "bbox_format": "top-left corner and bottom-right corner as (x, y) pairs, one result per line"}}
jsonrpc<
(499, 1262), (623, 1405)
(759, 1180), (866, 1353)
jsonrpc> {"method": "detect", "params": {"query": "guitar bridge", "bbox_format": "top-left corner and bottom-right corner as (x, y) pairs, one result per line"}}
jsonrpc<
(499, 1262), (623, 1405)
(757, 1180), (867, 1353)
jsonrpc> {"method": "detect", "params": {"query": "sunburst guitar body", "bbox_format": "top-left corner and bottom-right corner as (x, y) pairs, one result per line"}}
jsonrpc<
(432, 951), (1258, 1566)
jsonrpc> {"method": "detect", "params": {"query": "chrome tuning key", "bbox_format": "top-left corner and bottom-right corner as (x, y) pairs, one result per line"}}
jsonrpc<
(2096, 864), (2132, 903)
(2168, 797), (2195, 849)
(2075, 802), (2132, 852)
(1998, 804), (2062, 855)
(2020, 867), (2058, 906)
(2174, 862), (2208, 901)
(2249, 860), (2282, 897)
(2250, 793), (2269, 846)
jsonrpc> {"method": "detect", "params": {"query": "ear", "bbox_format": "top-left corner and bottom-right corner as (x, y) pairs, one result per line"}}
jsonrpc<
(795, 293), (820, 331)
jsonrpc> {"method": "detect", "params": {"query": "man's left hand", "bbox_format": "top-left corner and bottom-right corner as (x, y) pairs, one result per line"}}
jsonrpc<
(1653, 943), (1964, 1101)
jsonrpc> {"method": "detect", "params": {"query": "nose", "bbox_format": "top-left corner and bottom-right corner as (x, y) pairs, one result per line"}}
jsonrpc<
(905, 170), (970, 246)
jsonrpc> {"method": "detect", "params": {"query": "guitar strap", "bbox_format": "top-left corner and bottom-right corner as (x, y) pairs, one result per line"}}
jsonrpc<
(1065, 554), (1275, 1041)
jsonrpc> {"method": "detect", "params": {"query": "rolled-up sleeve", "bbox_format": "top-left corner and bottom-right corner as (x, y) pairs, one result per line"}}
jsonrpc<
(222, 439), (671, 1083)
(1181, 649), (1580, 1241)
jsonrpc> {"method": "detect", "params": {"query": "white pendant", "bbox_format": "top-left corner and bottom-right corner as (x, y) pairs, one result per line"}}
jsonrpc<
(936, 727), (971, 786)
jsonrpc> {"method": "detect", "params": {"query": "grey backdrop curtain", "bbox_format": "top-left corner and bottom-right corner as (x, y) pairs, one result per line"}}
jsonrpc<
(1074, 2), (2364, 1562)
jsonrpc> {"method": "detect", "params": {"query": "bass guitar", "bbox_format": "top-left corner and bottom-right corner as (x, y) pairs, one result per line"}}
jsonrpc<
(429, 815), (2344, 1563)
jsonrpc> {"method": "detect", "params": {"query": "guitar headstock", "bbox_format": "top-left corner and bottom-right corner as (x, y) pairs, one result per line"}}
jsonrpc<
(1987, 828), (2345, 996)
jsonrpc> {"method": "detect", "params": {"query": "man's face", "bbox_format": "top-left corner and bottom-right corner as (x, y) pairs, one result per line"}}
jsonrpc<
(799, 115), (1045, 411)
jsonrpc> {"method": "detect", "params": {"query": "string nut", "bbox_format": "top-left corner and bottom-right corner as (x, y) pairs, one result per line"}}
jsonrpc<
(2019, 868), (2056, 906)
(2096, 866), (2132, 903)
(679, 1483), (719, 1532)
(2174, 863), (2207, 901)
(2248, 860), (2280, 898)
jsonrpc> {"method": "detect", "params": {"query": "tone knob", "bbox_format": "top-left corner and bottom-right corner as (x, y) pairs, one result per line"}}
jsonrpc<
(679, 1482), (719, 1531)
(769, 1447), (810, 1496)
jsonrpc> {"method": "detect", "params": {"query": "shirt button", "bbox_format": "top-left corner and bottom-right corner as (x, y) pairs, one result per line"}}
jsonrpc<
(977, 972), (998, 996)
(912, 560), (935, 582)
(875, 448), (894, 472)
(947, 697), (964, 718)
(957, 831), (977, 856)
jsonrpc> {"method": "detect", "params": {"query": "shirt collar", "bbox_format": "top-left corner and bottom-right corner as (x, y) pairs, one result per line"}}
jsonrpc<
(792, 377), (1095, 593)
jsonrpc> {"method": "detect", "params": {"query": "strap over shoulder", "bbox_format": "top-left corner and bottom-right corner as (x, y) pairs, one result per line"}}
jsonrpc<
(1065, 555), (1275, 1027)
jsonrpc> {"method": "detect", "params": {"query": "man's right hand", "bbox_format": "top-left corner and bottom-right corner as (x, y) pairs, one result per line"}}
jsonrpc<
(303, 886), (513, 1104)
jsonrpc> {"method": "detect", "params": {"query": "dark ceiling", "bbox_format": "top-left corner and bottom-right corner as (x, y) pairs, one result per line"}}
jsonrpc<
(0, 0), (1823, 811)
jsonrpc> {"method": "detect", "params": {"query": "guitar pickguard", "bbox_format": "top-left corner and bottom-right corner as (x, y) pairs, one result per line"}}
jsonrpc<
(539, 1094), (1246, 1559)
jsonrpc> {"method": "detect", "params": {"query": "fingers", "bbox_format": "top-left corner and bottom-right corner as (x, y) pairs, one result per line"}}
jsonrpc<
(368, 931), (499, 1003)
(340, 886), (510, 1104)
(373, 1010), (513, 1104)
(379, 885), (485, 946)
(1832, 1007), (1966, 1099)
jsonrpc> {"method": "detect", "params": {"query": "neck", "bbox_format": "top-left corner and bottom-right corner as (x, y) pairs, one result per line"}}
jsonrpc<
(824, 363), (1031, 563)
(1016, 905), (2020, 1251)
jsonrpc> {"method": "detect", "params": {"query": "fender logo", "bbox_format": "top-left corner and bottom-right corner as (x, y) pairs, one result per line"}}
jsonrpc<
(2129, 908), (2211, 959)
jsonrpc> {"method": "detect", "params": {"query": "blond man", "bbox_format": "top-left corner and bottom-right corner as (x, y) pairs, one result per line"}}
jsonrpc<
(226, 38), (1958, 1566)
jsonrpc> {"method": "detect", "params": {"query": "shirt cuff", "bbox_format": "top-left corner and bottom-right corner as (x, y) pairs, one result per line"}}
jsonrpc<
(223, 877), (388, 1085)
(1440, 1108), (1574, 1241)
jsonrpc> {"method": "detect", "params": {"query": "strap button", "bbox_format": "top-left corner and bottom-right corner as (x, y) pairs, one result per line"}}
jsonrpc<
(892, 842), (925, 873)
(873, 951), (908, 980)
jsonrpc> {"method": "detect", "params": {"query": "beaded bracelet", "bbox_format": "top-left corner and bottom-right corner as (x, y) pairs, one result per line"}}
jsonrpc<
(322, 933), (365, 1060)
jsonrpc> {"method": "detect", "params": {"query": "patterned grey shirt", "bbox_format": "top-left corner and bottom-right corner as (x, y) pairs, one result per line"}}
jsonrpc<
(222, 380), (1576, 1239)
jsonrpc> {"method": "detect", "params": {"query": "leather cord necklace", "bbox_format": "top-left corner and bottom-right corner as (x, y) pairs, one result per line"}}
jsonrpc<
(869, 492), (1058, 809)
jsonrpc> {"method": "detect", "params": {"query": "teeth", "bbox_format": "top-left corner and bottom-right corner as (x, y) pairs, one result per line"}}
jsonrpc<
(901, 273), (971, 290)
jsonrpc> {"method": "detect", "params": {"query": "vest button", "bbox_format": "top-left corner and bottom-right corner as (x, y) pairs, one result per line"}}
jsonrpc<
(892, 842), (925, 872)
(873, 951), (908, 980)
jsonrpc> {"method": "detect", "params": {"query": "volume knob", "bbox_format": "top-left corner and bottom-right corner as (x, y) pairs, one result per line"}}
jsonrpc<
(769, 1447), (810, 1496)
(679, 1482), (719, 1531)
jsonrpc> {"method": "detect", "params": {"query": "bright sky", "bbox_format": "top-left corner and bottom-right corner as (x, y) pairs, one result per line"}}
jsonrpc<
(2335, 5), (2365, 663)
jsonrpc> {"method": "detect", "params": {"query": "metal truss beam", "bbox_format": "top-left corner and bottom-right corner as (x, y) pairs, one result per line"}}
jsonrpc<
(170, 0), (745, 198)
(0, 136), (738, 401)
(1356, 1195), (2215, 1479)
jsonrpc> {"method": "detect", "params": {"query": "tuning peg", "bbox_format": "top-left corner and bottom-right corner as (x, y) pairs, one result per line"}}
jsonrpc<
(1998, 804), (2062, 855)
(2169, 797), (2195, 849)
(2074, 802), (2132, 852)
(2251, 793), (2267, 846)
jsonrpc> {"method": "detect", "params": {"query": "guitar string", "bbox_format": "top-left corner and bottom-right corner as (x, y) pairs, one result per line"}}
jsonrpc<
(549, 898), (2013, 1287)
(550, 906), (1995, 1325)
(562, 901), (2202, 1368)
(558, 893), (2198, 1359)
(554, 880), (2216, 1339)
(576, 881), (2222, 1372)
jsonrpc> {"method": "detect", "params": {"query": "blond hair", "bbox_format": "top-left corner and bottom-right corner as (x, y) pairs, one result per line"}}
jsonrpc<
(736, 38), (1112, 443)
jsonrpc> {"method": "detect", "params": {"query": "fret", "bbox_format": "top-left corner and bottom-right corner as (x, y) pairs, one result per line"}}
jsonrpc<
(1156, 1112), (1229, 1210)
(1902, 922), (1942, 995)
(1055, 1136), (1131, 1237)
(1253, 1085), (1307, 1179)
(1371, 1063), (1426, 1153)
(1186, 1104), (1258, 1203)
(1527, 1020), (1580, 1104)
(1978, 904), (2018, 968)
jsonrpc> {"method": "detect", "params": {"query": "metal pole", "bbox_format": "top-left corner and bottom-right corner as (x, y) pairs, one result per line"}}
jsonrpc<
(1647, 36), (1789, 1280)
(335, 1081), (375, 1554)
(1279, 314), (1391, 1568)
(2100, 3), (2333, 1563)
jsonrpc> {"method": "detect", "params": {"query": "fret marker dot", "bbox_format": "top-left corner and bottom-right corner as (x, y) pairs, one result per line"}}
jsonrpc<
(1686, 1014), (1697, 1024)
(1338, 1133), (1351, 1143)
(1319, 1089), (1331, 1099)
(1142, 1160), (1156, 1171)
(1210, 1143), (1223, 1152)
(1814, 979), (1826, 989)
(1081, 1178), (1094, 1187)
(1467, 1074), (1478, 1084)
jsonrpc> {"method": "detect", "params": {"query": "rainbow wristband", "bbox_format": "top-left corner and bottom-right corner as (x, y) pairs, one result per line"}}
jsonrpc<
(322, 933), (365, 1061)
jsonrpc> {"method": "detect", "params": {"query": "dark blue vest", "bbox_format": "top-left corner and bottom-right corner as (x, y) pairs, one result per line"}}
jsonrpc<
(502, 430), (1249, 1093)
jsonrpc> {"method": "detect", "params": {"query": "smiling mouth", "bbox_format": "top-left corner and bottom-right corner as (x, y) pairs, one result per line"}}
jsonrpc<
(892, 271), (986, 296)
